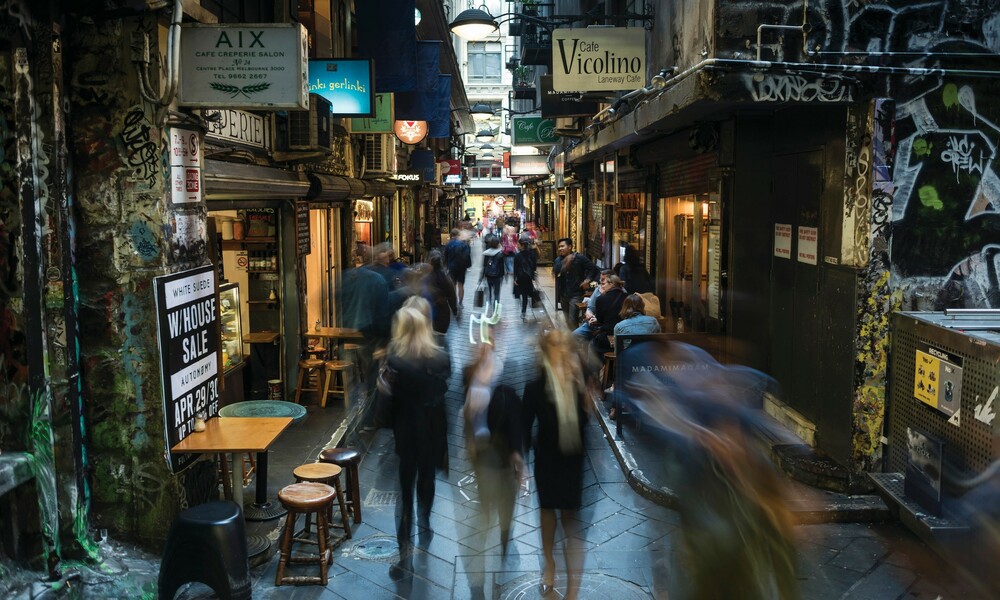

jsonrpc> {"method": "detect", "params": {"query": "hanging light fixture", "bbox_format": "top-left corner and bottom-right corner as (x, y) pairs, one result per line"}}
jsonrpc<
(475, 129), (495, 143)
(449, 6), (498, 40)
(469, 102), (496, 117)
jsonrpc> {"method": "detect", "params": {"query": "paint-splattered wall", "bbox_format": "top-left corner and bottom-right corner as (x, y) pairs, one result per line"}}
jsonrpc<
(66, 15), (189, 545)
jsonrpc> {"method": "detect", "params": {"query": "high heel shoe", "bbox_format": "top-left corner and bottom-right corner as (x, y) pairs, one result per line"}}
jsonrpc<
(538, 583), (553, 596)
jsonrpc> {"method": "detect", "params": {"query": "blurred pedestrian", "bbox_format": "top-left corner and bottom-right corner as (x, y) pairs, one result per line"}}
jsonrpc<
(522, 328), (591, 600)
(480, 234), (505, 315)
(385, 305), (451, 579)
(338, 244), (390, 396)
(512, 234), (538, 320)
(616, 244), (653, 294)
(501, 224), (518, 277)
(421, 250), (459, 335)
(443, 228), (472, 309)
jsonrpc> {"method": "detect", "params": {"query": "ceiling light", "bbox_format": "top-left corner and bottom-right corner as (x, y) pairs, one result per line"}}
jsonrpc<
(475, 129), (495, 143)
(449, 7), (498, 41)
(469, 102), (495, 116)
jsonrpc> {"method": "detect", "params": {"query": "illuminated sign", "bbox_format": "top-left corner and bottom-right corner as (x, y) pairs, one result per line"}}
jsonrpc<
(444, 174), (462, 185)
(351, 93), (394, 133)
(307, 59), (375, 116)
(510, 154), (550, 176)
(394, 120), (428, 145)
(394, 170), (425, 183)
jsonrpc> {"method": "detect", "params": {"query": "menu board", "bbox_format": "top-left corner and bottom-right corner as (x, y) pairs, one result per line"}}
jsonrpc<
(296, 201), (311, 256)
(154, 265), (220, 473)
(537, 240), (556, 265)
(243, 208), (276, 238)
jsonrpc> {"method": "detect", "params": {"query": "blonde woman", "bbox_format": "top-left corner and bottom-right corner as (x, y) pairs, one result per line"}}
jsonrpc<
(522, 328), (592, 599)
(386, 305), (450, 579)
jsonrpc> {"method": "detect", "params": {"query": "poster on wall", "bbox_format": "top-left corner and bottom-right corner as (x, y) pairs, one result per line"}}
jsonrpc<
(154, 265), (220, 473)
(774, 223), (792, 258)
(797, 226), (818, 265)
(913, 344), (963, 417)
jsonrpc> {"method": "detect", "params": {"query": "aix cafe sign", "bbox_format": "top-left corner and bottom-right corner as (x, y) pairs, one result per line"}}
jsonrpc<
(179, 24), (309, 109)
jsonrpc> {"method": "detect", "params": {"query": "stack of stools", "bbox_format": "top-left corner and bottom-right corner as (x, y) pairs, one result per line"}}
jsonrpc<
(159, 501), (250, 600)
(320, 360), (352, 408)
(292, 462), (352, 541)
(274, 482), (336, 586)
(319, 447), (363, 524)
(294, 358), (326, 405)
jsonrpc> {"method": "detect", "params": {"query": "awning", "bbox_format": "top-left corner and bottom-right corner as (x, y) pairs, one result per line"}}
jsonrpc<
(306, 173), (398, 203)
(204, 161), (310, 200)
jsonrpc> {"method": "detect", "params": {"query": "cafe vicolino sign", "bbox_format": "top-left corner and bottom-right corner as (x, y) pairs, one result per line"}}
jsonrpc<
(552, 28), (646, 93)
(179, 23), (309, 109)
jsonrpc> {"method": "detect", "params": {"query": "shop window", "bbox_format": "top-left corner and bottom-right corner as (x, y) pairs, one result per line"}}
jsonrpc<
(468, 42), (502, 83)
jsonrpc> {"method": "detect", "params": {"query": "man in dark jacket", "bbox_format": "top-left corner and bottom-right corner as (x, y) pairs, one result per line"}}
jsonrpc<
(443, 228), (472, 308)
(590, 275), (627, 354)
(553, 238), (599, 326)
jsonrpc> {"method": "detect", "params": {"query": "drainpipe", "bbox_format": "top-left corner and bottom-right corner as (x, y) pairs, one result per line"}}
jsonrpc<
(756, 0), (809, 62)
(135, 0), (183, 111)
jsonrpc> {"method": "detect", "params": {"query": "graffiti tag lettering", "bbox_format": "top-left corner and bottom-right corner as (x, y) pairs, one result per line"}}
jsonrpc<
(749, 75), (853, 103)
(120, 107), (158, 186)
(941, 135), (988, 182)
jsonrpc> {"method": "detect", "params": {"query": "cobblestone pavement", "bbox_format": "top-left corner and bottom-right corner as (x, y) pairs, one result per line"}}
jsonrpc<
(7, 240), (984, 600)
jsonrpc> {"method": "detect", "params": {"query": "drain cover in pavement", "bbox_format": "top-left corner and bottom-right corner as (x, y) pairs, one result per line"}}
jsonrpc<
(499, 572), (650, 600)
(363, 489), (399, 507)
(344, 535), (399, 563)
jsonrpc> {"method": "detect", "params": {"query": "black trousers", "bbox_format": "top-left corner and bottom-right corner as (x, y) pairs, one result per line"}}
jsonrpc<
(396, 453), (436, 556)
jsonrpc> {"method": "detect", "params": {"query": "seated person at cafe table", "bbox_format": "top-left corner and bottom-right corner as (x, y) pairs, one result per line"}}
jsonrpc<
(589, 275), (627, 355)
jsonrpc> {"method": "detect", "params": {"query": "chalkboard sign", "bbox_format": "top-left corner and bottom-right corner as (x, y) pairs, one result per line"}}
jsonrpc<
(296, 201), (311, 256)
(243, 208), (276, 238)
(153, 265), (220, 473)
(537, 240), (555, 265)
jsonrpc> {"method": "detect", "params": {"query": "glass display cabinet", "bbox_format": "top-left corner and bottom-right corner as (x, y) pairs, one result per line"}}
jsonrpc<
(219, 282), (244, 373)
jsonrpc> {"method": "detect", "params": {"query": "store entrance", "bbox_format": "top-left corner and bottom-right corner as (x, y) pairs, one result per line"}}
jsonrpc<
(659, 193), (723, 334)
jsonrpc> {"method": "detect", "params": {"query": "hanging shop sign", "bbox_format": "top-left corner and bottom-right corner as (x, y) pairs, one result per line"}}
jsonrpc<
(201, 109), (268, 149)
(552, 27), (646, 92)
(540, 75), (600, 118)
(394, 120), (428, 145)
(154, 265), (220, 473)
(179, 23), (308, 109)
(511, 116), (558, 146)
(169, 128), (202, 204)
(351, 93), (394, 133)
(394, 170), (426, 184)
(308, 59), (376, 116)
(510, 154), (550, 176)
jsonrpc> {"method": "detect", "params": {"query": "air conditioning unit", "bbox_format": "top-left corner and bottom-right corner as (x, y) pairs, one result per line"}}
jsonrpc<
(273, 93), (331, 151)
(360, 133), (396, 177)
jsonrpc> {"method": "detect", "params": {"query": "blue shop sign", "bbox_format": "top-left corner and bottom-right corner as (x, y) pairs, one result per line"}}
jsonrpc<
(308, 59), (376, 116)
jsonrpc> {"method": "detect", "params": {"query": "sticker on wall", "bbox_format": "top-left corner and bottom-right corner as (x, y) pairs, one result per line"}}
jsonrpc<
(774, 223), (792, 259)
(913, 343), (963, 417)
(974, 386), (997, 426)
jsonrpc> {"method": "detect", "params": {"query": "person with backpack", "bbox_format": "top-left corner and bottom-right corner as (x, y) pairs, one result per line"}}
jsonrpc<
(512, 233), (538, 320)
(443, 228), (472, 311)
(480, 234), (505, 315)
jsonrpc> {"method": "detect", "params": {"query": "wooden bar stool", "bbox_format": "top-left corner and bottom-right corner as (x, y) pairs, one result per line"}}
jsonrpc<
(274, 482), (336, 586)
(293, 463), (352, 541)
(319, 447), (362, 524)
(340, 343), (363, 382)
(320, 360), (352, 409)
(294, 359), (326, 405)
(601, 351), (616, 393)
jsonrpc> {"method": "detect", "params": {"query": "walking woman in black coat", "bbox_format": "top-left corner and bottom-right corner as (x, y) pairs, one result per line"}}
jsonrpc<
(386, 303), (450, 579)
(522, 328), (591, 599)
(512, 234), (538, 320)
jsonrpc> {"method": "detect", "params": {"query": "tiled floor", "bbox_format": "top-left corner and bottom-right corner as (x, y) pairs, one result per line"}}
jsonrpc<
(4, 238), (989, 599)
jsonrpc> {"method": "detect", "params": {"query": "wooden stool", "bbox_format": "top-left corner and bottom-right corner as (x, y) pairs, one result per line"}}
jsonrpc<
(340, 343), (363, 382)
(320, 360), (352, 409)
(601, 351), (616, 392)
(274, 482), (336, 586)
(305, 344), (328, 360)
(294, 359), (326, 405)
(319, 447), (362, 524)
(293, 463), (352, 540)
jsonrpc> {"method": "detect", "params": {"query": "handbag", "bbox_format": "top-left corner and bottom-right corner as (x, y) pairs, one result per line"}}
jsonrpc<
(474, 281), (485, 308)
(530, 283), (542, 308)
(373, 358), (396, 428)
